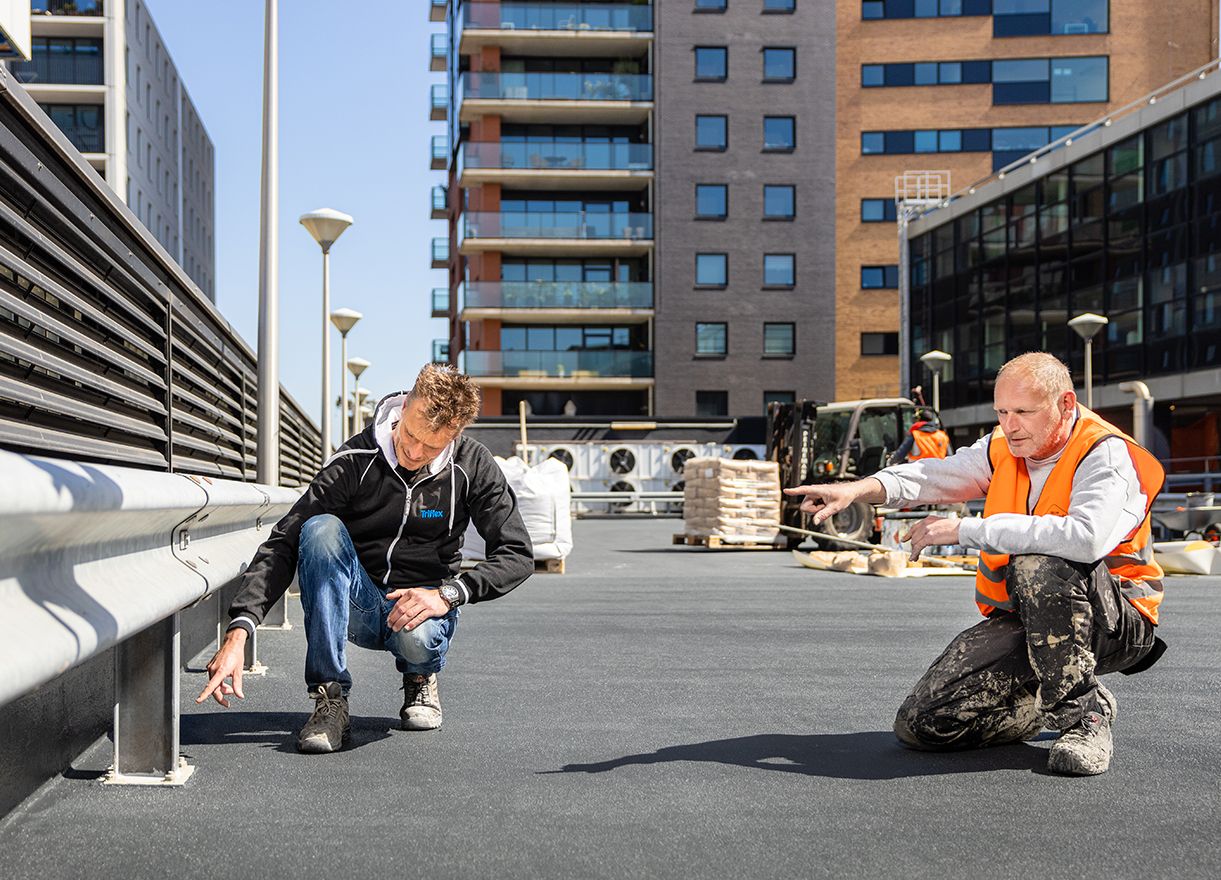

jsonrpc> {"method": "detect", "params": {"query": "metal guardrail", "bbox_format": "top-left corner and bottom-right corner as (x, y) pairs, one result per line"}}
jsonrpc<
(0, 450), (299, 783)
(0, 67), (322, 488)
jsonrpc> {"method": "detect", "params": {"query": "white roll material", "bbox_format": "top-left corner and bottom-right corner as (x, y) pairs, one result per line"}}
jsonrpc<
(463, 456), (573, 562)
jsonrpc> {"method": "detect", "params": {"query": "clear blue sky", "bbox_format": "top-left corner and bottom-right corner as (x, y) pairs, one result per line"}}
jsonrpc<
(145, 0), (446, 442)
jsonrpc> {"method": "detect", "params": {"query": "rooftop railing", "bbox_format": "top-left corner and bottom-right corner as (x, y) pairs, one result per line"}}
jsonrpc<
(463, 349), (653, 378)
(461, 280), (653, 310)
(459, 140), (651, 173)
(461, 1), (653, 33)
(459, 71), (652, 102)
(461, 210), (653, 241)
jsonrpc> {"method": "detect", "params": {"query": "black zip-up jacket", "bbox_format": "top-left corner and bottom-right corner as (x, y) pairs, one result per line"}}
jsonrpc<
(226, 392), (533, 635)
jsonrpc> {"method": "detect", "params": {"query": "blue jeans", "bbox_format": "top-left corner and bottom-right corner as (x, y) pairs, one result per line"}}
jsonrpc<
(297, 514), (458, 694)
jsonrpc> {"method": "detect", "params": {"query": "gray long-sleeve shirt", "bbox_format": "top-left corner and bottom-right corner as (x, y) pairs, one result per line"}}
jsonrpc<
(873, 419), (1148, 564)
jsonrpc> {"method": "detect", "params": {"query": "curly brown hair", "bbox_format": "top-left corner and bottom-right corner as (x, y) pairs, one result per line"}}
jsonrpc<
(407, 363), (481, 432)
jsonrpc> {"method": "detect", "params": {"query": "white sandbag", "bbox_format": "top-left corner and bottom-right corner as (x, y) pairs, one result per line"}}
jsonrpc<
(462, 455), (573, 562)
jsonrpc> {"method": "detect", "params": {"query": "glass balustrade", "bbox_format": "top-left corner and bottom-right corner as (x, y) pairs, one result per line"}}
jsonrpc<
(431, 83), (448, 111)
(430, 33), (447, 61)
(461, 211), (652, 241)
(460, 72), (653, 102)
(463, 349), (652, 378)
(459, 141), (651, 172)
(432, 339), (450, 363)
(461, 1), (653, 32)
(431, 185), (448, 212)
(32, 1), (104, 15)
(460, 281), (653, 310)
(432, 288), (449, 313)
(432, 238), (449, 262)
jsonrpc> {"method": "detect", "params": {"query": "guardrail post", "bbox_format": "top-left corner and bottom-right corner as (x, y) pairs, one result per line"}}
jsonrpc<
(107, 613), (194, 786)
(259, 594), (292, 630)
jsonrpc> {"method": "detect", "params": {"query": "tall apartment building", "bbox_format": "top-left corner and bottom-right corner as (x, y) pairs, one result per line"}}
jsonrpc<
(7, 0), (215, 300)
(433, 0), (834, 418)
(838, 0), (1215, 400)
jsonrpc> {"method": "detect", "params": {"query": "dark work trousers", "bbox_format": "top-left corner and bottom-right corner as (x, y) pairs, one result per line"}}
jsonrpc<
(894, 554), (1158, 750)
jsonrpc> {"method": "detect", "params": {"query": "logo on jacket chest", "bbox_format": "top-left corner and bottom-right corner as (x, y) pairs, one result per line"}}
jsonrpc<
(418, 509), (444, 519)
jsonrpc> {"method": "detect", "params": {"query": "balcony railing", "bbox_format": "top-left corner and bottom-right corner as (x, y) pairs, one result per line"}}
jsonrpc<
(461, 281), (653, 310)
(429, 0), (448, 22)
(431, 134), (448, 168)
(431, 184), (448, 213)
(459, 140), (652, 173)
(461, 211), (653, 241)
(432, 339), (450, 363)
(32, 0), (103, 15)
(430, 83), (448, 114)
(459, 71), (653, 103)
(461, 1), (653, 32)
(463, 349), (652, 379)
(432, 288), (449, 314)
(430, 32), (448, 63)
(432, 238), (449, 263)
(9, 45), (103, 85)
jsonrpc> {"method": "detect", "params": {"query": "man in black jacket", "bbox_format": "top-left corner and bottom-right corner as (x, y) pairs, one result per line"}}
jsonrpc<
(197, 364), (534, 752)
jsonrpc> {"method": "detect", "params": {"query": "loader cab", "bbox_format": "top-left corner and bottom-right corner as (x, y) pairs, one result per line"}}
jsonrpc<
(808, 398), (919, 479)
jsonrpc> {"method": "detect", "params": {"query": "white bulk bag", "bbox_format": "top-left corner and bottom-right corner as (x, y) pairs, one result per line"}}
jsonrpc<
(462, 455), (573, 562)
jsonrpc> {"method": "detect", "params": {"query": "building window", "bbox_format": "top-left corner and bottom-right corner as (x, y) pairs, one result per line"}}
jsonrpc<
(696, 390), (729, 416)
(696, 114), (728, 150)
(994, 0), (1109, 37)
(695, 0), (728, 10)
(695, 47), (728, 81)
(696, 323), (728, 357)
(861, 332), (899, 355)
(763, 48), (796, 82)
(861, 198), (898, 222)
(696, 184), (729, 219)
(764, 253), (796, 287)
(863, 56), (1106, 104)
(696, 253), (729, 287)
(862, 0), (993, 19)
(764, 185), (796, 219)
(763, 116), (796, 151)
(861, 265), (899, 288)
(40, 103), (104, 153)
(764, 0), (797, 11)
(763, 323), (796, 356)
(763, 391), (796, 414)
(862, 59), (990, 88)
(861, 124), (1079, 169)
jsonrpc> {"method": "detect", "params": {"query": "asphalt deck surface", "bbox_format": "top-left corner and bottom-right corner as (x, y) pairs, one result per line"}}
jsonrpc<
(2, 518), (1219, 880)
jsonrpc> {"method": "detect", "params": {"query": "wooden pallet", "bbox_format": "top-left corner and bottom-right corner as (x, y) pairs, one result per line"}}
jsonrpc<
(672, 532), (786, 551)
(534, 557), (566, 574)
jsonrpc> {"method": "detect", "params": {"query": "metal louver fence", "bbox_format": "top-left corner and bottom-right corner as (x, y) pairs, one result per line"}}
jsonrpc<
(0, 68), (322, 487)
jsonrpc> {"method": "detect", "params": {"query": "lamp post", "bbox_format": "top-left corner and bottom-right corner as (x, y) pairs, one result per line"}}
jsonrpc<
(1068, 312), (1109, 410)
(348, 357), (370, 434)
(353, 388), (371, 433)
(329, 307), (362, 444)
(300, 208), (354, 461)
(256, 0), (280, 486)
(919, 349), (953, 413)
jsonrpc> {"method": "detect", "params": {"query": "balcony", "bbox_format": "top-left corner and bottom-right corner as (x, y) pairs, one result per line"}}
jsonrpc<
(8, 42), (103, 86)
(458, 71), (652, 124)
(430, 83), (447, 121)
(39, 103), (103, 153)
(459, 2), (653, 58)
(459, 210), (653, 256)
(429, 0), (447, 23)
(430, 134), (448, 170)
(431, 237), (449, 268)
(33, 0), (104, 15)
(430, 32), (447, 71)
(463, 349), (653, 384)
(458, 140), (652, 189)
(431, 185), (448, 219)
(432, 339), (450, 363)
(432, 287), (449, 318)
(460, 281), (652, 322)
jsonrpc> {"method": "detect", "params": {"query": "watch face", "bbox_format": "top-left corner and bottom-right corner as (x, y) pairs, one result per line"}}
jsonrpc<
(441, 585), (459, 605)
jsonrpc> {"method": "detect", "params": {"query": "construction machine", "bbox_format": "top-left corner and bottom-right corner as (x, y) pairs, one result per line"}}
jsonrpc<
(767, 397), (921, 546)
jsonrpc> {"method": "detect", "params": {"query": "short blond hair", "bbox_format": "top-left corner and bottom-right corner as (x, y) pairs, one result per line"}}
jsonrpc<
(408, 363), (481, 431)
(996, 352), (1073, 401)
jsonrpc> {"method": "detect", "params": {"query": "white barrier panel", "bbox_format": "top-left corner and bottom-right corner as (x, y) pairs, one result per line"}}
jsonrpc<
(0, 451), (300, 781)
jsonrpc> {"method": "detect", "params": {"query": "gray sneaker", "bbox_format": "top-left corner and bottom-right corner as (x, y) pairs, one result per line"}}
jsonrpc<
(298, 682), (350, 753)
(401, 673), (442, 730)
(1046, 684), (1117, 776)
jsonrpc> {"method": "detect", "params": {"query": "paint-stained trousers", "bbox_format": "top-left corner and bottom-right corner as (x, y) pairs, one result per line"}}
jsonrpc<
(894, 554), (1159, 750)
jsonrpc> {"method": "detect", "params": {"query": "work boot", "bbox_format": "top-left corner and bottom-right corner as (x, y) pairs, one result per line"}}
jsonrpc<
(297, 682), (350, 753)
(1046, 684), (1117, 776)
(401, 673), (442, 731)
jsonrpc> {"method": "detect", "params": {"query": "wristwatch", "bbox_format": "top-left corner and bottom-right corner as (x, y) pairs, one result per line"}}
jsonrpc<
(438, 582), (462, 610)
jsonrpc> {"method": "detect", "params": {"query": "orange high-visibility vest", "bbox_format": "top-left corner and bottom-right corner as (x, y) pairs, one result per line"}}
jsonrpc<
(975, 407), (1165, 625)
(909, 426), (950, 461)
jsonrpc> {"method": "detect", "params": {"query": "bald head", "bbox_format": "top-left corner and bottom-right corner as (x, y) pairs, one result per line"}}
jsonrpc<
(993, 352), (1077, 460)
(996, 352), (1073, 405)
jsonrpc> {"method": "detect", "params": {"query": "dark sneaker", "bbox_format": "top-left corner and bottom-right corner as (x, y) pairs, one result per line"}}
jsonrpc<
(297, 682), (350, 753)
(401, 673), (442, 731)
(1047, 685), (1116, 776)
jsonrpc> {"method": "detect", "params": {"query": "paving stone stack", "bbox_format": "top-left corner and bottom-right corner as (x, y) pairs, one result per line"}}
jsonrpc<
(682, 457), (782, 541)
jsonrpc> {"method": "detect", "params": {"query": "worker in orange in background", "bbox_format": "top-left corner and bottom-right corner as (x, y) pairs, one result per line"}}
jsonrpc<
(889, 407), (950, 466)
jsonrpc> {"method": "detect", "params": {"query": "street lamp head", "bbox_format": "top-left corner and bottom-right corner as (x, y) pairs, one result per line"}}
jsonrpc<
(919, 349), (953, 375)
(355, 387), (371, 402)
(1068, 312), (1109, 341)
(299, 208), (354, 252)
(347, 356), (371, 380)
(330, 307), (363, 335)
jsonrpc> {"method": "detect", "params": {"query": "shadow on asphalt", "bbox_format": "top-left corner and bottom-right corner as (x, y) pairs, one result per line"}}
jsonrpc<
(549, 731), (1049, 779)
(180, 711), (396, 753)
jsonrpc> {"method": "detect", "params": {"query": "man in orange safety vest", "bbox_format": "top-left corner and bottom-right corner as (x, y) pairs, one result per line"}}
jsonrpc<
(785, 352), (1165, 776)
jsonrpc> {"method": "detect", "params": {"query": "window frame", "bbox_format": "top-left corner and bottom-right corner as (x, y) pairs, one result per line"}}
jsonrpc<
(763, 322), (796, 357)
(763, 253), (797, 288)
(762, 47), (797, 83)
(860, 331), (900, 356)
(695, 322), (729, 358)
(763, 115), (797, 152)
(695, 114), (729, 151)
(694, 46), (729, 82)
(695, 252), (729, 288)
(763, 184), (797, 220)
(695, 183), (729, 220)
